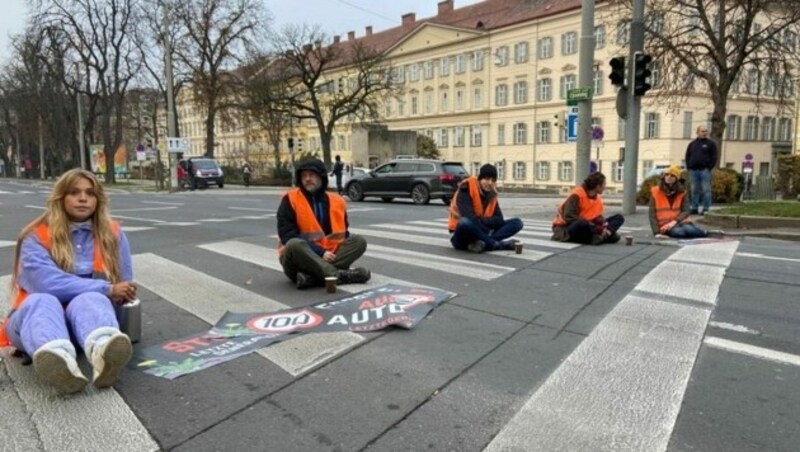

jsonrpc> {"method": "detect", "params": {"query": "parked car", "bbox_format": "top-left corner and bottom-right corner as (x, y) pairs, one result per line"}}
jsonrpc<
(345, 159), (468, 205)
(182, 157), (224, 188)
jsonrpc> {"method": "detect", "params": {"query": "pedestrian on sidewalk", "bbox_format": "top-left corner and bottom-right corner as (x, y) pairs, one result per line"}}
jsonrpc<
(0, 169), (135, 394)
(277, 158), (371, 290)
(551, 172), (624, 245)
(649, 165), (709, 239)
(685, 124), (717, 215)
(448, 163), (523, 253)
(242, 162), (252, 187)
(331, 155), (344, 195)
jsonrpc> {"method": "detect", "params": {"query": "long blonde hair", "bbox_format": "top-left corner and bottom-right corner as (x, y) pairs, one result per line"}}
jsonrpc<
(11, 169), (122, 293)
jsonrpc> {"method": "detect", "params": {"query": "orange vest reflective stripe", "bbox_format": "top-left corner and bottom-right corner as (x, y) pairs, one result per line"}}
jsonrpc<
(0, 221), (120, 347)
(552, 186), (604, 227)
(651, 186), (688, 227)
(447, 177), (497, 231)
(279, 189), (347, 255)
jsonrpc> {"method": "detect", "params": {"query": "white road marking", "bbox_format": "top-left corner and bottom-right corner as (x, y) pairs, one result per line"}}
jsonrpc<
(112, 206), (177, 213)
(120, 226), (156, 233)
(487, 241), (740, 451)
(24, 205), (46, 210)
(705, 336), (800, 367)
(227, 207), (274, 212)
(736, 252), (800, 264)
(132, 253), (364, 377)
(160, 222), (200, 226)
(0, 240), (16, 248)
(365, 243), (514, 280)
(708, 321), (759, 335)
(198, 218), (236, 223)
(112, 214), (167, 224)
(140, 200), (184, 206)
(0, 275), (159, 452)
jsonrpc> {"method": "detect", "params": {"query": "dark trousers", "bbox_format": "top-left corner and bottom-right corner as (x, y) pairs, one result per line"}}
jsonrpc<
(243, 173), (251, 187)
(335, 174), (343, 193)
(279, 235), (367, 284)
(566, 214), (624, 245)
(450, 217), (523, 250)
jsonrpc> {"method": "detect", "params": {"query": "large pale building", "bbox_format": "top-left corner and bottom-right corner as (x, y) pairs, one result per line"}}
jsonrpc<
(178, 0), (795, 190)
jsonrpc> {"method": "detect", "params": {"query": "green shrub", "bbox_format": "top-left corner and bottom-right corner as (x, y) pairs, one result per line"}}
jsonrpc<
(636, 168), (741, 205)
(776, 155), (800, 199)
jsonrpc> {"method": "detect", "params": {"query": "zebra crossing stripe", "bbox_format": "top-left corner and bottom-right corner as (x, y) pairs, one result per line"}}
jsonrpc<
(487, 240), (740, 451)
(132, 253), (363, 377)
(121, 227), (156, 233)
(365, 243), (514, 280)
(407, 220), (555, 238)
(0, 275), (159, 452)
(0, 240), (14, 249)
(196, 240), (430, 290)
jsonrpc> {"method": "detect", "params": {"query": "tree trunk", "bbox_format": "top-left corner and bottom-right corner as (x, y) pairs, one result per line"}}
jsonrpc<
(709, 95), (727, 169)
(320, 131), (332, 167)
(205, 109), (216, 158)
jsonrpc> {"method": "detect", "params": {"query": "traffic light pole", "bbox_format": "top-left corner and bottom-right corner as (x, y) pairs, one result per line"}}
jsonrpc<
(622, 0), (646, 215)
(575, 0), (595, 186)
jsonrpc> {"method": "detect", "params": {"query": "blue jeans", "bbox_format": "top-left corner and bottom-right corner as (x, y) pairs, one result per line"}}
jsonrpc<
(667, 222), (708, 239)
(689, 169), (712, 212)
(450, 217), (523, 251)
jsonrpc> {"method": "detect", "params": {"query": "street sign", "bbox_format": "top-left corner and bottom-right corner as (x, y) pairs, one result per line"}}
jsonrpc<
(567, 107), (579, 142)
(745, 153), (753, 161)
(591, 126), (604, 141)
(567, 87), (592, 102)
(136, 150), (146, 161)
(167, 137), (191, 153)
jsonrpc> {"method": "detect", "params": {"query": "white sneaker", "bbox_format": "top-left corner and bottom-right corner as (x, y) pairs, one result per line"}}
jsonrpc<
(91, 333), (133, 389)
(33, 347), (88, 394)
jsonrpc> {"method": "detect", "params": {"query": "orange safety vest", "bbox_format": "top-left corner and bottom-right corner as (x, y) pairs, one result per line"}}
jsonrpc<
(552, 186), (605, 227)
(279, 189), (347, 255)
(651, 186), (688, 227)
(0, 222), (120, 347)
(447, 177), (497, 232)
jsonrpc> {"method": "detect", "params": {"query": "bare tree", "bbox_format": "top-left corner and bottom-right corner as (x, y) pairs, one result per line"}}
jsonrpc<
(35, 0), (143, 183)
(607, 0), (800, 150)
(271, 25), (399, 167)
(171, 0), (268, 158)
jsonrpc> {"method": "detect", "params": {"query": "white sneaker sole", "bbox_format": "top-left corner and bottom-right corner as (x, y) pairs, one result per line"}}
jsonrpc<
(93, 334), (133, 389)
(33, 350), (88, 394)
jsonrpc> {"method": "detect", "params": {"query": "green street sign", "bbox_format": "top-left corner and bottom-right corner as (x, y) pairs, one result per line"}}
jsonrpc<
(567, 87), (593, 102)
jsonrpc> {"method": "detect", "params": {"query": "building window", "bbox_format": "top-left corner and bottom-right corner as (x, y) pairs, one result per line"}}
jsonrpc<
(513, 161), (526, 180)
(409, 64), (420, 82)
(513, 123), (528, 144)
(470, 126), (482, 147)
(455, 54), (466, 73)
(726, 115), (741, 140)
(594, 25), (606, 49)
(683, 111), (693, 139)
(536, 161), (550, 180)
(747, 69), (759, 94)
(424, 90), (434, 114)
(537, 78), (552, 101)
(536, 121), (551, 143)
(778, 118), (792, 141)
(514, 42), (529, 63)
(537, 37), (553, 59)
(472, 50), (485, 71)
(454, 127), (465, 147)
(612, 161), (624, 182)
(617, 21), (630, 44)
(761, 117), (775, 141)
(440, 57), (450, 76)
(455, 88), (464, 110)
(471, 161), (481, 176)
(439, 128), (449, 148)
(745, 116), (759, 140)
(397, 98), (405, 116)
(558, 161), (573, 181)
(495, 84), (508, 106)
(495, 46), (509, 66)
(497, 123), (506, 145)
(514, 80), (528, 104)
(473, 86), (483, 109)
(338, 135), (346, 151)
(440, 89), (449, 112)
(411, 95), (418, 115)
(642, 160), (654, 176)
(593, 70), (604, 96)
(424, 60), (434, 79)
(561, 32), (577, 54)
(644, 113), (660, 138)
(560, 74), (577, 99)
(496, 160), (506, 180)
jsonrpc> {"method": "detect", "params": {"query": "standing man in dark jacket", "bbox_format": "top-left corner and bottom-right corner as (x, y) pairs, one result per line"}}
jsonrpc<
(448, 164), (523, 253)
(277, 158), (371, 289)
(331, 155), (344, 195)
(684, 124), (717, 215)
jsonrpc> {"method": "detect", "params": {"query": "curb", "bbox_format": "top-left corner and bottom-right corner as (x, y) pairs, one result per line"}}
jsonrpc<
(703, 213), (800, 229)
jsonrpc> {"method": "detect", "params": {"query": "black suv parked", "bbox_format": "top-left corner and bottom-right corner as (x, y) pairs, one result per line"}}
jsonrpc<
(345, 159), (468, 205)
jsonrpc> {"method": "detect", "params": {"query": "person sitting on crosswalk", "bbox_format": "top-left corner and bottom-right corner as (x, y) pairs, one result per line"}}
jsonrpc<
(277, 158), (371, 289)
(551, 171), (624, 245)
(448, 163), (524, 253)
(0, 169), (136, 394)
(649, 164), (710, 239)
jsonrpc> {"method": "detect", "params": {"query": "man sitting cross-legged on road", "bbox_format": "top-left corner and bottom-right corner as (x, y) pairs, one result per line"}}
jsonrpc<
(448, 163), (524, 253)
(551, 171), (624, 245)
(277, 158), (371, 290)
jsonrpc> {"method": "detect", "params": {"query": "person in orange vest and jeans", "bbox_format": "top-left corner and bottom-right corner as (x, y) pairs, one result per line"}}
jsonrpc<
(277, 158), (371, 289)
(649, 164), (709, 239)
(551, 172), (624, 245)
(448, 164), (523, 253)
(0, 169), (136, 394)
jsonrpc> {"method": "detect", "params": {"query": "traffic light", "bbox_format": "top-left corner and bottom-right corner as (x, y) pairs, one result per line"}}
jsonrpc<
(288, 137), (294, 149)
(633, 52), (653, 97)
(609, 57), (626, 87)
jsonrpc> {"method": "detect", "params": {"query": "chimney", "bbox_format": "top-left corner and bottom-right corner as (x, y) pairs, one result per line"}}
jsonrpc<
(438, 0), (453, 15)
(333, 35), (340, 43)
(402, 12), (416, 27)
(348, 31), (355, 41)
(365, 26), (373, 36)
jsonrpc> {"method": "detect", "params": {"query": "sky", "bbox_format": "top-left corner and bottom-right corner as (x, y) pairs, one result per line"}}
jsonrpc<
(0, 1), (485, 62)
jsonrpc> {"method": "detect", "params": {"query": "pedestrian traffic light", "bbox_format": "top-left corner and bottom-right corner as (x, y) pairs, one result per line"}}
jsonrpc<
(609, 57), (626, 87)
(633, 52), (653, 97)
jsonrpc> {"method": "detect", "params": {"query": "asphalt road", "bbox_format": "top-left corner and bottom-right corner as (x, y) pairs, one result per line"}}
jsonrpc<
(1, 178), (798, 452)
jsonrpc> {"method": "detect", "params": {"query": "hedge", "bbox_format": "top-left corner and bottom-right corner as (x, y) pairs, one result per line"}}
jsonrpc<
(636, 168), (743, 205)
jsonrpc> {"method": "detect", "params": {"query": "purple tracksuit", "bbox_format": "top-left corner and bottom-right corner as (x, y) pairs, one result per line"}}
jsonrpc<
(5, 222), (133, 356)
